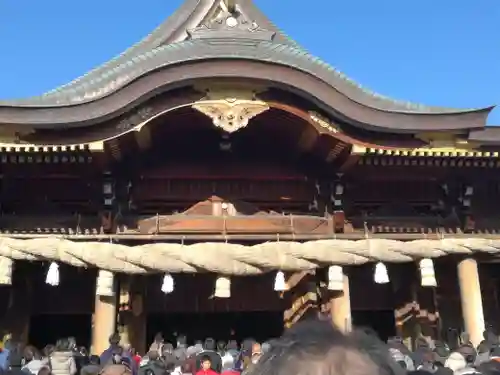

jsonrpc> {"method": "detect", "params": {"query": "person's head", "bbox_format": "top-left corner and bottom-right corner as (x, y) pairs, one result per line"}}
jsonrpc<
(43, 345), (54, 358)
(261, 342), (271, 354)
(201, 356), (211, 371)
(154, 333), (163, 343)
(89, 355), (100, 366)
(55, 339), (70, 352)
(68, 337), (77, 351)
(245, 319), (405, 375)
(415, 337), (429, 349)
(251, 343), (262, 364)
(177, 335), (187, 347)
(457, 344), (477, 364)
(109, 333), (121, 346)
(478, 360), (500, 375)
(434, 341), (450, 358)
(181, 359), (193, 374)
(163, 343), (174, 355)
(444, 352), (467, 372)
(241, 339), (255, 352)
(204, 338), (215, 351)
(226, 340), (238, 351)
(217, 340), (226, 352)
(38, 366), (52, 375)
(147, 351), (159, 361)
(24, 346), (35, 362)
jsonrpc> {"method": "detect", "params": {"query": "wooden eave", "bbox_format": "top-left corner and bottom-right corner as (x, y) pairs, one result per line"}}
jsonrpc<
(354, 145), (500, 158)
(0, 141), (103, 153)
(0, 141), (104, 166)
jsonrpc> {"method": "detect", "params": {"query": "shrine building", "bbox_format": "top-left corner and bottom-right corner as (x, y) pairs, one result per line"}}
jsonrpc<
(0, 0), (499, 353)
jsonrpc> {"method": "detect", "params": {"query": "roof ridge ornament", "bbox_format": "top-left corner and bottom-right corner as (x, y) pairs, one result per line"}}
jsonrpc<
(187, 0), (275, 41)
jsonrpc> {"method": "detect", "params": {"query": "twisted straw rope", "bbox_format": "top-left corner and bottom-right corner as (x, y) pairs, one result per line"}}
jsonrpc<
(0, 237), (497, 275)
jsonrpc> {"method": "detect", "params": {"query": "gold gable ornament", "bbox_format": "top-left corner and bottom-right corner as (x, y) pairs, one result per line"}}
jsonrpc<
(192, 98), (269, 133)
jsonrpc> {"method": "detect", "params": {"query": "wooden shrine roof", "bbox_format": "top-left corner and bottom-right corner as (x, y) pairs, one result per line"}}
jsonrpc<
(0, 0), (496, 141)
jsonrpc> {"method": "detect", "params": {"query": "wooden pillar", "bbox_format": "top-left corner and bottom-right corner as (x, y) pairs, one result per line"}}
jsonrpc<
(330, 273), (351, 332)
(91, 279), (117, 355)
(457, 258), (485, 347)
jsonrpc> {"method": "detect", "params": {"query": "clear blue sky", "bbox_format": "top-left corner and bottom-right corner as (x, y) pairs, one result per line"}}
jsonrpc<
(0, 0), (498, 124)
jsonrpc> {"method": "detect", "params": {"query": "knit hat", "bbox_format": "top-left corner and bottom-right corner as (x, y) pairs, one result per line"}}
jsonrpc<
(445, 352), (467, 372)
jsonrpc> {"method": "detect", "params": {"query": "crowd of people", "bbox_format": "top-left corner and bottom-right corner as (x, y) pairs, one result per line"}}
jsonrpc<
(1, 320), (500, 375)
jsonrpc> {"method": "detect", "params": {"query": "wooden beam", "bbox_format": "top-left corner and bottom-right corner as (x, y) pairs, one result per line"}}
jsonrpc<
(325, 142), (348, 163)
(283, 271), (319, 328)
(285, 270), (315, 291)
(0, 232), (500, 241)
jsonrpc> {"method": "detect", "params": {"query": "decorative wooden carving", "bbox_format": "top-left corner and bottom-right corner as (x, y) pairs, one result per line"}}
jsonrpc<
(309, 111), (340, 133)
(116, 107), (153, 132)
(192, 98), (269, 133)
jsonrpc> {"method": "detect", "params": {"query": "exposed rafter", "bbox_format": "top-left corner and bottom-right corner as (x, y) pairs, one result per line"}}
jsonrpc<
(107, 139), (122, 160)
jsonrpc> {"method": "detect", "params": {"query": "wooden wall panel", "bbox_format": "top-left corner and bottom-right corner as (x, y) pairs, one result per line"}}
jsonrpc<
(29, 264), (96, 315)
(145, 273), (285, 313)
(349, 265), (394, 311)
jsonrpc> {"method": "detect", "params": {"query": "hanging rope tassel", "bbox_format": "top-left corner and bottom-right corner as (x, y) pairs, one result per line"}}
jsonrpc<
(327, 265), (344, 291)
(96, 270), (115, 296)
(214, 276), (231, 298)
(274, 271), (287, 292)
(0, 256), (13, 285)
(419, 258), (437, 287)
(374, 262), (390, 284)
(46, 262), (60, 286)
(161, 273), (174, 294)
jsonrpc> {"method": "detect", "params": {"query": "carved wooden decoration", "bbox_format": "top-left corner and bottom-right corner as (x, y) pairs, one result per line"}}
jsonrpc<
(192, 98), (269, 133)
(309, 111), (340, 133)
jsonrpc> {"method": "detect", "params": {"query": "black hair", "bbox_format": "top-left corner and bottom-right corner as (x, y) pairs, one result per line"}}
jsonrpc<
(109, 333), (120, 345)
(89, 355), (100, 365)
(246, 319), (405, 375)
(204, 338), (216, 351)
(55, 339), (70, 352)
(177, 335), (187, 346)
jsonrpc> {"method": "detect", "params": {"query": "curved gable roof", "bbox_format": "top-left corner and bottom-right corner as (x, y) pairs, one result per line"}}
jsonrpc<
(0, 0), (491, 117)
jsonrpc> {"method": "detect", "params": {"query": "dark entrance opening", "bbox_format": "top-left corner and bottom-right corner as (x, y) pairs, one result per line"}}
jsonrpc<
(147, 311), (284, 345)
(352, 310), (396, 342)
(29, 314), (92, 348)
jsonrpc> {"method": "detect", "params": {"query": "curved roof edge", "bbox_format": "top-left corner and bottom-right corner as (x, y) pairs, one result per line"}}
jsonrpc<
(0, 58), (491, 134)
(0, 39), (494, 120)
(0, 0), (490, 116)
